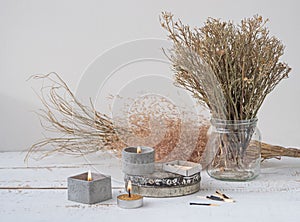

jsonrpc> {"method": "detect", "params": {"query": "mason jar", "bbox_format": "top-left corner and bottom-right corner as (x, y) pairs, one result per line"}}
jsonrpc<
(206, 118), (261, 181)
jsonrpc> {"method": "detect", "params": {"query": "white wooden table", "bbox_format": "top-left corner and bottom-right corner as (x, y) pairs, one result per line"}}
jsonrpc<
(1, 151), (300, 222)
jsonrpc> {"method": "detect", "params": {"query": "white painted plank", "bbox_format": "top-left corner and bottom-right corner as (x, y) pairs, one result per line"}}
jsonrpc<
(0, 152), (300, 222)
(201, 158), (300, 192)
(0, 167), (124, 188)
(1, 166), (299, 192)
(0, 151), (121, 167)
(1, 152), (299, 192)
(0, 189), (299, 222)
(0, 151), (124, 187)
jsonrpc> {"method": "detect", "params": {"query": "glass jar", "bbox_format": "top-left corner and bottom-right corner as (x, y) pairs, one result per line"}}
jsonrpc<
(206, 118), (261, 181)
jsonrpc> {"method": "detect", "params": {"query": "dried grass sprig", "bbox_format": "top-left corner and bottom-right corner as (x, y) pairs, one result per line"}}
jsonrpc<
(160, 12), (291, 120)
(26, 72), (125, 161)
(167, 44), (227, 119)
(261, 142), (300, 160)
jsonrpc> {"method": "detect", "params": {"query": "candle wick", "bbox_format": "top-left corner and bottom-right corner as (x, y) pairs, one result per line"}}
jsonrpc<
(128, 189), (131, 198)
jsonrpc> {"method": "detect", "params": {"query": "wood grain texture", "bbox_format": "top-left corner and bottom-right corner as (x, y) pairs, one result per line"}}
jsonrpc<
(0, 152), (299, 222)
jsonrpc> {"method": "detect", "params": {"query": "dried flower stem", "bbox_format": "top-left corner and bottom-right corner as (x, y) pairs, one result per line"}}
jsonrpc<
(160, 12), (291, 120)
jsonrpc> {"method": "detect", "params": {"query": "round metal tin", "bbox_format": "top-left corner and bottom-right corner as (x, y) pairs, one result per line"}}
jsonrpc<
(117, 194), (143, 209)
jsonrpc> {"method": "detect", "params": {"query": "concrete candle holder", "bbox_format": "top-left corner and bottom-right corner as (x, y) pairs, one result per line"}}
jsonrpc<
(122, 146), (155, 175)
(67, 172), (112, 204)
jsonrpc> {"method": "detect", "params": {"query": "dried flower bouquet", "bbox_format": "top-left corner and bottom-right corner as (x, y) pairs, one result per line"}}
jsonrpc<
(160, 13), (292, 177)
(160, 12), (291, 120)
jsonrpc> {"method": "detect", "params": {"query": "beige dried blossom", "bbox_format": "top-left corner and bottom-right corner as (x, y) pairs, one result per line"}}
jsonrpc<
(160, 12), (291, 120)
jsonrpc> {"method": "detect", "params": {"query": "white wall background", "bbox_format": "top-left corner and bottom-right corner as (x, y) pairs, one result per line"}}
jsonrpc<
(0, 0), (299, 151)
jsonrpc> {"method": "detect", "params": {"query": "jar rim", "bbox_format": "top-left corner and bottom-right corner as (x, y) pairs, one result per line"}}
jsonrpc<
(211, 117), (258, 126)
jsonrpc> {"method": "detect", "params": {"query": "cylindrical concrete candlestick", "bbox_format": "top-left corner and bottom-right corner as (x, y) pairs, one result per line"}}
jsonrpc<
(122, 146), (155, 175)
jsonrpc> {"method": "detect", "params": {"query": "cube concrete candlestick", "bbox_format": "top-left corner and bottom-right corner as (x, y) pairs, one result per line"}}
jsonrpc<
(122, 146), (155, 175)
(68, 172), (112, 204)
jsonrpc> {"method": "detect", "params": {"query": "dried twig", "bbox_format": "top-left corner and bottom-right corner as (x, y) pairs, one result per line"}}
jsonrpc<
(261, 142), (300, 160)
(26, 72), (125, 161)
